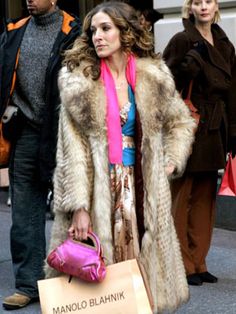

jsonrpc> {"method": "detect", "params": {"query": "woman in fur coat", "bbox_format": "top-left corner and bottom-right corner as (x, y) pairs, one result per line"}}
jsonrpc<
(46, 2), (195, 313)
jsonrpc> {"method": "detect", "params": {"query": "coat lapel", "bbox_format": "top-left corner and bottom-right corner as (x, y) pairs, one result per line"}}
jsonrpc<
(62, 58), (169, 138)
(184, 19), (232, 77)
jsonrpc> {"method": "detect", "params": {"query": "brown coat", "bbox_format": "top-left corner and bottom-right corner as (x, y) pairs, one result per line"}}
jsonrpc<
(163, 18), (236, 172)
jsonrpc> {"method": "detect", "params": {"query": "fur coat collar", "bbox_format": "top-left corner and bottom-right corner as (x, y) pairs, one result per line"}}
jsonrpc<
(46, 57), (195, 313)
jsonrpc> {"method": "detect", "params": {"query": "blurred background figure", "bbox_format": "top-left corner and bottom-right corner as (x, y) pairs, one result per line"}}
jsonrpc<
(163, 0), (236, 287)
(139, 8), (163, 33)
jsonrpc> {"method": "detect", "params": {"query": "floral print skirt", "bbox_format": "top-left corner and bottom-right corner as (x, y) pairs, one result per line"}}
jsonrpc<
(110, 164), (140, 263)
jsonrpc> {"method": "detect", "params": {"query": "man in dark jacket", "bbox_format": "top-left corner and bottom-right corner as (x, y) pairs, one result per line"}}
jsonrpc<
(0, 0), (81, 310)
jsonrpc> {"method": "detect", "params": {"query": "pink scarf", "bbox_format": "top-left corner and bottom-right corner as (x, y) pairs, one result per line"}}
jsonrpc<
(100, 55), (136, 164)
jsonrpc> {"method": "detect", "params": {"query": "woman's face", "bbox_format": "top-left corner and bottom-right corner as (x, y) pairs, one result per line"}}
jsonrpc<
(91, 11), (122, 59)
(190, 0), (218, 24)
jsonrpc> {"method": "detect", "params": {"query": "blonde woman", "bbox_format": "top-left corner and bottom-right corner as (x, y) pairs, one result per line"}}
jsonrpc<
(163, 0), (236, 286)
(45, 2), (195, 313)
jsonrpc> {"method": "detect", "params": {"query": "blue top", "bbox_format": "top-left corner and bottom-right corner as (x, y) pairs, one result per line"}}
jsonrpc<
(122, 85), (136, 166)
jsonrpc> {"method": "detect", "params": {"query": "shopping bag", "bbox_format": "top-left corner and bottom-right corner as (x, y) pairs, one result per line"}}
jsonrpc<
(218, 153), (236, 196)
(38, 259), (153, 314)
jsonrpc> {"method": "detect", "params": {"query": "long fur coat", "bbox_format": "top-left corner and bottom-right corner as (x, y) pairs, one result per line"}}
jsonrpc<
(45, 57), (195, 313)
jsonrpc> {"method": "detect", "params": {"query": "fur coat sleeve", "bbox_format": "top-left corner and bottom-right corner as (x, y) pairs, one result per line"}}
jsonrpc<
(134, 58), (195, 177)
(162, 88), (196, 176)
(53, 104), (93, 213)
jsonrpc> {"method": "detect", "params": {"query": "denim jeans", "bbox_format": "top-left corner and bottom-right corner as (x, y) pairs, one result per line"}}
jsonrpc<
(9, 122), (48, 298)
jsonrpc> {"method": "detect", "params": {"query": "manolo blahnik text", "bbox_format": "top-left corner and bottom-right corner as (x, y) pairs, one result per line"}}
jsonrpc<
(52, 291), (125, 313)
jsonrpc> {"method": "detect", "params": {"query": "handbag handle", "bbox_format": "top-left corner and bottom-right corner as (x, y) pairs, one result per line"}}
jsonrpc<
(71, 232), (102, 256)
(180, 80), (193, 100)
(185, 80), (193, 101)
(90, 231), (104, 258)
(181, 80), (200, 128)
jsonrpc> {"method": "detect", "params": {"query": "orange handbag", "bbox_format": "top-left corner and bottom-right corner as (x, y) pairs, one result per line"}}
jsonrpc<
(0, 121), (11, 168)
(183, 80), (200, 127)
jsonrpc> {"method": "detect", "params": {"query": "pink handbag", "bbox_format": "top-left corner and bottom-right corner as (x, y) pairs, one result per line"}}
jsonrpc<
(47, 232), (106, 283)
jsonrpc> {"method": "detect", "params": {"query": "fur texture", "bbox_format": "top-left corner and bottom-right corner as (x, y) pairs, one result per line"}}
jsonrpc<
(45, 57), (195, 313)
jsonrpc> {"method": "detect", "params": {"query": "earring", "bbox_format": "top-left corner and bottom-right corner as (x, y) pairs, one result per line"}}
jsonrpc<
(51, 1), (54, 5)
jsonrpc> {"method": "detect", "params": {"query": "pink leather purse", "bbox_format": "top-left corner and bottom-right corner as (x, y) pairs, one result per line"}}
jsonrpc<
(47, 232), (106, 283)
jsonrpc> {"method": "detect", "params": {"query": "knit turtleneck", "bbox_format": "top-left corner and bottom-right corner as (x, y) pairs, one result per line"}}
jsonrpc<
(12, 7), (63, 125)
(32, 7), (61, 27)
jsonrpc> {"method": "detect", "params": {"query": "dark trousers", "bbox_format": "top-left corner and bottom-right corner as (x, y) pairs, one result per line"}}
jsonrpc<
(171, 172), (218, 275)
(9, 122), (48, 297)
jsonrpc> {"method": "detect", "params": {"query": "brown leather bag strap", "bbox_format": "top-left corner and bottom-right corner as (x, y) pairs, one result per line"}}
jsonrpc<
(186, 80), (193, 101)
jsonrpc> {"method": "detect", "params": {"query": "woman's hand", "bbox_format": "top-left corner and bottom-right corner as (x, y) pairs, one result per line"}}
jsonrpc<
(68, 208), (92, 240)
(165, 163), (175, 176)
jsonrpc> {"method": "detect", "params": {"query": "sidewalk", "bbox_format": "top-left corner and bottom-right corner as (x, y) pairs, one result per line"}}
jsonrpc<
(1, 188), (236, 314)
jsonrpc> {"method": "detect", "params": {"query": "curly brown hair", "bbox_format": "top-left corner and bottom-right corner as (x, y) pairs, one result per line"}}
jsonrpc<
(64, 1), (158, 80)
